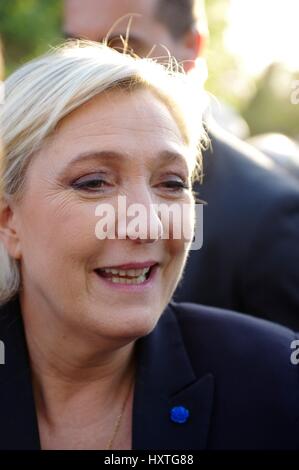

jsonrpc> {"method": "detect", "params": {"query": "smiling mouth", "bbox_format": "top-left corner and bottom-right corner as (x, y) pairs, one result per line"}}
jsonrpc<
(94, 264), (158, 285)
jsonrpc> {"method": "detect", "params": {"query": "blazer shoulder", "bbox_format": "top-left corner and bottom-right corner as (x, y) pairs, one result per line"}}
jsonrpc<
(168, 301), (298, 378)
(207, 128), (299, 200)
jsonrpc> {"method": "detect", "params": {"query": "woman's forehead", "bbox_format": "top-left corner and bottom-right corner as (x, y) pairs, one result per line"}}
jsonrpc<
(44, 89), (191, 167)
(58, 88), (184, 137)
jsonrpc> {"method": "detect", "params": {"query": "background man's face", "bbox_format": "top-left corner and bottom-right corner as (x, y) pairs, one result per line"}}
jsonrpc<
(64, 0), (194, 64)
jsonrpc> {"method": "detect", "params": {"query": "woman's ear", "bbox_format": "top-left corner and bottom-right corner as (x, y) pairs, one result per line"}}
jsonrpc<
(0, 199), (22, 259)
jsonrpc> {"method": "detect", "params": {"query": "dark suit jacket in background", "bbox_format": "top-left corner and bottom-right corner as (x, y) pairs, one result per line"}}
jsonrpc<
(0, 296), (298, 450)
(174, 125), (299, 330)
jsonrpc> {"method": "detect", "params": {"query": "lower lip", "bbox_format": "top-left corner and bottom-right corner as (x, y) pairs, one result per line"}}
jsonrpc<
(94, 264), (159, 292)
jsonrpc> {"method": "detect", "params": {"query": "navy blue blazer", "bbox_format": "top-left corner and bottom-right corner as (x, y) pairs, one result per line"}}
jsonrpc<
(0, 296), (298, 450)
(174, 125), (299, 329)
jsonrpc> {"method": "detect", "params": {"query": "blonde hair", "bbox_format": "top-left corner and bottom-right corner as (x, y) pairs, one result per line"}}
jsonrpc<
(0, 40), (206, 305)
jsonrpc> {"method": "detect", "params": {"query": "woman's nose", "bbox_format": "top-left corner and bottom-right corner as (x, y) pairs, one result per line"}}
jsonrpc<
(117, 187), (164, 243)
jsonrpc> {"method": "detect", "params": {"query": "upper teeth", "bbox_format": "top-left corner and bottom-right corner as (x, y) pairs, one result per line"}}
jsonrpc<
(101, 267), (151, 277)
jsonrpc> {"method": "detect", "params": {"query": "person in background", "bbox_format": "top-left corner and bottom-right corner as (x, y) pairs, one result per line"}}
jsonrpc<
(64, 0), (299, 329)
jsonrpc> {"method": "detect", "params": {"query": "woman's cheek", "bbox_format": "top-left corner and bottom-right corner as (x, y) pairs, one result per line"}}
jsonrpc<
(165, 198), (195, 248)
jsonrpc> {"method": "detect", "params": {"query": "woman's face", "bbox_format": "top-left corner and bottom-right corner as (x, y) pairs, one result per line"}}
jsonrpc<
(12, 89), (195, 342)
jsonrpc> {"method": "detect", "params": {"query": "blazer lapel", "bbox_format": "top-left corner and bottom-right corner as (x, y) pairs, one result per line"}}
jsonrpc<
(0, 297), (40, 450)
(132, 304), (214, 450)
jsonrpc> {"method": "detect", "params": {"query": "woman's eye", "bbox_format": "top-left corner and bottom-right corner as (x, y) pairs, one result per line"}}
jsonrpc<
(71, 175), (111, 192)
(159, 179), (190, 192)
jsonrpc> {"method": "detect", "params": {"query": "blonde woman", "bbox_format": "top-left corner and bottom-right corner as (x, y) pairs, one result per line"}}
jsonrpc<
(0, 41), (298, 450)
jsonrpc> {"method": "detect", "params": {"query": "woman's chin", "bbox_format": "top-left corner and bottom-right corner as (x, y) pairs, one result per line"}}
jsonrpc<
(86, 305), (163, 343)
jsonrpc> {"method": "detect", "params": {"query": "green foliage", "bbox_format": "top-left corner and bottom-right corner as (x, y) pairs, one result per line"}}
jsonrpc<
(0, 0), (62, 75)
(205, 0), (299, 139)
(242, 64), (299, 139)
(205, 0), (240, 107)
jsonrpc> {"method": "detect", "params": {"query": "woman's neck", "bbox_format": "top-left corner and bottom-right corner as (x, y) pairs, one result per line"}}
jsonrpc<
(19, 294), (136, 427)
(30, 341), (136, 449)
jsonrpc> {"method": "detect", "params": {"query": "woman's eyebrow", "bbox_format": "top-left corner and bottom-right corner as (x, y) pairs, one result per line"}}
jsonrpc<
(58, 151), (123, 178)
(58, 149), (189, 178)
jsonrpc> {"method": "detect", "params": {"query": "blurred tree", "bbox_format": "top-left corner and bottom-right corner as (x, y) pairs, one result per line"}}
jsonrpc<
(242, 64), (299, 139)
(205, 0), (299, 140)
(205, 0), (242, 109)
(0, 0), (62, 75)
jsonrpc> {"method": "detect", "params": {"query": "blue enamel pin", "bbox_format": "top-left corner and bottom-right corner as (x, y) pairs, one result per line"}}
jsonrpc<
(170, 406), (190, 424)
